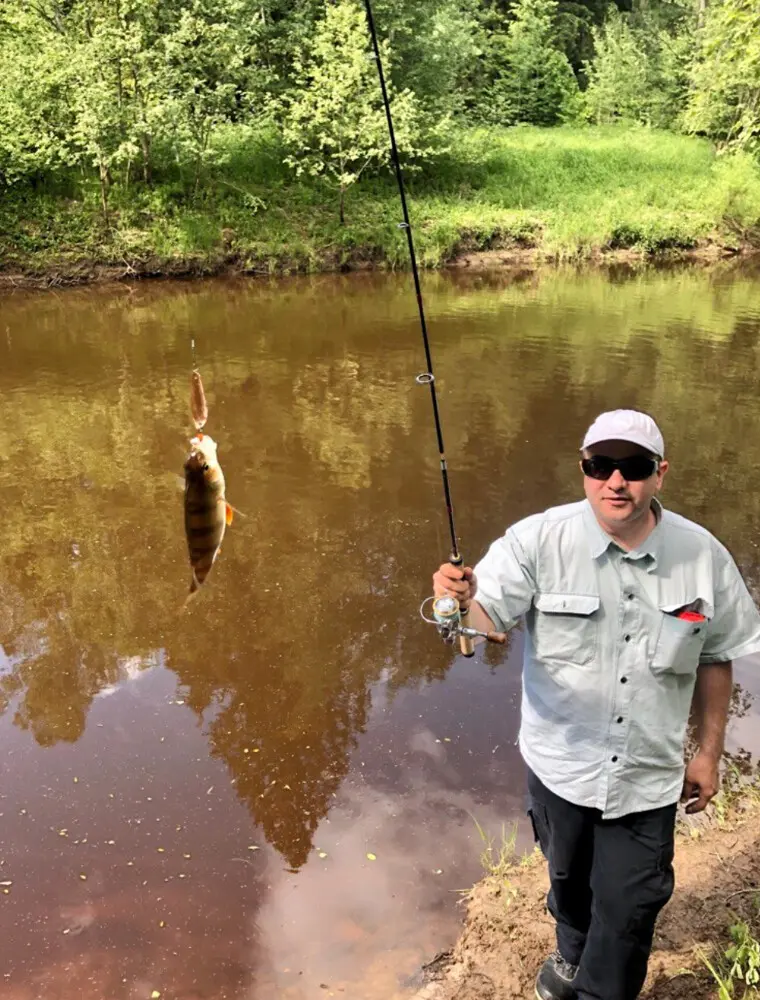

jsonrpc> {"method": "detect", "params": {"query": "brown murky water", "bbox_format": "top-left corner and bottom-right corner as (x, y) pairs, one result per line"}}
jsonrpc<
(2, 262), (760, 1000)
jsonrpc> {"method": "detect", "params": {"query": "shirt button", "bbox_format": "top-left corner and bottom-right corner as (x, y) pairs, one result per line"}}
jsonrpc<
(616, 716), (623, 724)
(621, 677), (628, 684)
(611, 755), (618, 762)
(624, 634), (631, 642)
(627, 593), (634, 600)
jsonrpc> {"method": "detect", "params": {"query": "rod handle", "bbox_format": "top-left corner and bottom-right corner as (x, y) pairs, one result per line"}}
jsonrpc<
(485, 631), (508, 645)
(450, 553), (475, 658)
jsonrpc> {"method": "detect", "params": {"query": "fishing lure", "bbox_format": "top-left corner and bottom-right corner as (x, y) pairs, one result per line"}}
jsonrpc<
(190, 368), (208, 432)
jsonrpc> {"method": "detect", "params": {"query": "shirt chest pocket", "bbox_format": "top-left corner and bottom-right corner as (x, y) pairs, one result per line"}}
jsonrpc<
(532, 593), (600, 666)
(651, 605), (710, 676)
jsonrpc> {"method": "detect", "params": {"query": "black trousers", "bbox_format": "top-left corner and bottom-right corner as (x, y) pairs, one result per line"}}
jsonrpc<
(527, 769), (676, 1000)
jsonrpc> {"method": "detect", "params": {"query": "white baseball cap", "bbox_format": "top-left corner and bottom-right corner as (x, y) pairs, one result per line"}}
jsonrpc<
(581, 409), (665, 457)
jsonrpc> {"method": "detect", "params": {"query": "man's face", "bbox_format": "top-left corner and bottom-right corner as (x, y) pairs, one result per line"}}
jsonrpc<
(581, 439), (668, 533)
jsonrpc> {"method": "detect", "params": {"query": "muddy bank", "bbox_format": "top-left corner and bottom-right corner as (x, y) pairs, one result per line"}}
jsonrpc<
(414, 794), (760, 1000)
(0, 239), (754, 291)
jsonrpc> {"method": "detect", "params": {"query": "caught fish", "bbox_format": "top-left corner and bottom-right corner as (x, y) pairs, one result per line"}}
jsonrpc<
(184, 434), (233, 602)
(190, 369), (208, 431)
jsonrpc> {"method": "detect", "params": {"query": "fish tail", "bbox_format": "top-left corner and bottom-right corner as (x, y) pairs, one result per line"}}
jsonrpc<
(180, 571), (201, 613)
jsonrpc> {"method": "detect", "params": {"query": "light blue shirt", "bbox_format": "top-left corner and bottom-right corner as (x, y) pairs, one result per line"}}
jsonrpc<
(475, 499), (760, 818)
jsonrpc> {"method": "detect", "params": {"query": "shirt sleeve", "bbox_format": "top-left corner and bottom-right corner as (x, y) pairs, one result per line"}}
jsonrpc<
(474, 524), (538, 632)
(700, 544), (760, 664)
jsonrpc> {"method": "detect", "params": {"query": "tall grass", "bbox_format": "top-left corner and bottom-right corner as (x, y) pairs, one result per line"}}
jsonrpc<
(2, 124), (760, 275)
(699, 916), (760, 999)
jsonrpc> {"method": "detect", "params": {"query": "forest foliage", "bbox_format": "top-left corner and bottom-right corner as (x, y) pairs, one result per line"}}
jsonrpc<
(0, 0), (758, 232)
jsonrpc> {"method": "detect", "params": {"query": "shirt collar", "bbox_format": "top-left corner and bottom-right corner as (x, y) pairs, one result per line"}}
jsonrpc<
(583, 498), (664, 572)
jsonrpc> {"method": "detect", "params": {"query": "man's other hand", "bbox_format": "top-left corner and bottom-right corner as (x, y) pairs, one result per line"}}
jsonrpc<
(681, 752), (720, 814)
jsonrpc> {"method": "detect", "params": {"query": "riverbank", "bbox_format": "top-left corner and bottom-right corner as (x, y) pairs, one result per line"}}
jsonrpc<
(2, 126), (760, 288)
(414, 779), (760, 1000)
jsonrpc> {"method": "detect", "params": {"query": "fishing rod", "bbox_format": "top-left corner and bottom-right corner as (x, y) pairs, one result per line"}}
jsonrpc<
(362, 0), (506, 657)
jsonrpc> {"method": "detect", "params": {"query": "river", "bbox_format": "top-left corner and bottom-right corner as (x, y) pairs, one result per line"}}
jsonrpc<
(1, 261), (760, 1000)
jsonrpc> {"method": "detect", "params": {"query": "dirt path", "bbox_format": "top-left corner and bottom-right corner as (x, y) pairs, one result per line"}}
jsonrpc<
(414, 800), (760, 1000)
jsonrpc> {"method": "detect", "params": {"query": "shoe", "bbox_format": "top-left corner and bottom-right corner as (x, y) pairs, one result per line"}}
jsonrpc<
(535, 951), (578, 1000)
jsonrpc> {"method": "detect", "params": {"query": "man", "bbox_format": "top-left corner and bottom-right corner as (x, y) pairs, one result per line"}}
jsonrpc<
(433, 409), (760, 1000)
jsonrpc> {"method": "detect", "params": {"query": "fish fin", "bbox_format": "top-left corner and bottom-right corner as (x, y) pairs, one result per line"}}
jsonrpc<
(180, 572), (201, 612)
(228, 503), (246, 519)
(226, 503), (234, 526)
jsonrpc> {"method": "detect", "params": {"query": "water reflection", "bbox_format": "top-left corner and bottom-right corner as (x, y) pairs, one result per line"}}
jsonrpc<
(1, 261), (760, 997)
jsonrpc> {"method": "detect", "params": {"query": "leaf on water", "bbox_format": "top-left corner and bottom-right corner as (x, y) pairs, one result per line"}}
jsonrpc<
(73, 777), (79, 783)
(0, 881), (13, 886)
(159, 921), (166, 928)
(252, 748), (261, 753)
(433, 869), (443, 875)
(443, 738), (452, 743)
(59, 830), (68, 836)
(79, 874), (87, 880)
(247, 846), (259, 851)
(183, 854), (191, 859)
(157, 848), (165, 853)
(151, 992), (162, 999)
(318, 852), (328, 859)
(366, 853), (377, 862)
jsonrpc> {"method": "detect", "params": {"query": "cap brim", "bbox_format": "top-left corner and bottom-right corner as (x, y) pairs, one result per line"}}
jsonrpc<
(581, 432), (663, 456)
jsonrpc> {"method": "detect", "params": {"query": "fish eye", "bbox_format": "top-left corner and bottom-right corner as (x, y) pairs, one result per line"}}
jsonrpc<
(202, 463), (209, 472)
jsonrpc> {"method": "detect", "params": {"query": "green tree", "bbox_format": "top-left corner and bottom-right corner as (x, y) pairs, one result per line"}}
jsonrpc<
(374, 0), (481, 115)
(685, 0), (760, 152)
(0, 0), (267, 195)
(471, 0), (630, 91)
(583, 9), (652, 123)
(582, 2), (695, 129)
(159, 0), (266, 190)
(0, 5), (76, 184)
(482, 0), (580, 126)
(279, 0), (440, 224)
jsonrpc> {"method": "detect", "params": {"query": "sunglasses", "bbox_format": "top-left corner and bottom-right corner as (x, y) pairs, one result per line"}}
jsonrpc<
(581, 455), (659, 482)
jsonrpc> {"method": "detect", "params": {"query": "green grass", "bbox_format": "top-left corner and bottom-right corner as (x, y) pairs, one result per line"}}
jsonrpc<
(700, 914), (760, 999)
(471, 815), (519, 881)
(2, 124), (760, 278)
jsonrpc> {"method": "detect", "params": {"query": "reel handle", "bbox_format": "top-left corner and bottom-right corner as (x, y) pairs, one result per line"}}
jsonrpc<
(485, 630), (508, 645)
(450, 553), (475, 658)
